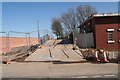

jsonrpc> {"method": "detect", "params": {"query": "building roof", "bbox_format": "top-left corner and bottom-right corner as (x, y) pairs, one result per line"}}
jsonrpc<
(92, 13), (120, 17)
(78, 13), (120, 28)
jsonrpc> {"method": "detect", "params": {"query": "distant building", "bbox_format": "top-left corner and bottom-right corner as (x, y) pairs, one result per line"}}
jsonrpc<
(78, 13), (120, 51)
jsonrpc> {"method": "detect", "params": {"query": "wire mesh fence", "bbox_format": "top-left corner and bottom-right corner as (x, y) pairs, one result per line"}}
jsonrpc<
(0, 32), (8, 53)
(29, 30), (54, 45)
(0, 30), (54, 61)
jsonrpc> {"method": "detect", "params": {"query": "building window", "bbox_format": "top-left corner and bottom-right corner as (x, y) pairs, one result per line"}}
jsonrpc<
(107, 29), (115, 43)
(108, 32), (113, 41)
(118, 28), (120, 43)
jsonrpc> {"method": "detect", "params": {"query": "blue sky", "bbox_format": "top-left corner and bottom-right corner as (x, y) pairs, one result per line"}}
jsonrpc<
(2, 2), (118, 37)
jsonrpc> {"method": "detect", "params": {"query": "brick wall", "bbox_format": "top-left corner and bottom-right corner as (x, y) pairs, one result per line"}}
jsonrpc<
(95, 24), (119, 50)
(0, 37), (38, 53)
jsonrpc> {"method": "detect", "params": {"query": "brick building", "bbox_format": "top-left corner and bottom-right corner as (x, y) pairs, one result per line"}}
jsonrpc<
(78, 13), (120, 51)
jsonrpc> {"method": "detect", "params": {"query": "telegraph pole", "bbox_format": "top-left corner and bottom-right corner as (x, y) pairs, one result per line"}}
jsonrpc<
(37, 20), (40, 44)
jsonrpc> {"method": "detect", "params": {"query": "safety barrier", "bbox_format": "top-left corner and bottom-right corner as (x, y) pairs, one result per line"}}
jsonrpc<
(101, 50), (109, 62)
(1, 30), (54, 64)
(0, 30), (54, 54)
(81, 49), (115, 63)
(92, 49), (100, 62)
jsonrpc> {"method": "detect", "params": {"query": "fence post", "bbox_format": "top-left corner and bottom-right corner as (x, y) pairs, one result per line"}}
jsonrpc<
(28, 33), (31, 46)
(6, 32), (11, 62)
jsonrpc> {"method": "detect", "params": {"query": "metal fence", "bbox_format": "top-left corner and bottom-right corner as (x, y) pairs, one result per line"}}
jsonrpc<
(74, 32), (95, 48)
(1, 30), (54, 61)
(0, 30), (54, 54)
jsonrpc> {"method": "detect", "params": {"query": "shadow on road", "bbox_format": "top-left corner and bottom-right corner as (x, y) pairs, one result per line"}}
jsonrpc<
(58, 39), (73, 44)
(15, 60), (88, 64)
(13, 60), (107, 64)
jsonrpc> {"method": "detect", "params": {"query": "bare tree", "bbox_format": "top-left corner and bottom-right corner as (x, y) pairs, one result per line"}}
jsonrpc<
(76, 5), (97, 25)
(51, 5), (97, 38)
(61, 8), (78, 33)
(51, 17), (63, 39)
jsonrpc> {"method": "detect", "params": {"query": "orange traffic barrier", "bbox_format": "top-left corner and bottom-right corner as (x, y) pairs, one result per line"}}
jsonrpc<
(92, 49), (100, 62)
(101, 50), (109, 62)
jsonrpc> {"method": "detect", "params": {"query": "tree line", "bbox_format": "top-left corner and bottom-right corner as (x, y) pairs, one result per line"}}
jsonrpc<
(51, 5), (97, 39)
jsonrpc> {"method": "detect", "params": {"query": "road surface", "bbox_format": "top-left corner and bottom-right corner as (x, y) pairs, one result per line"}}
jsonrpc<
(25, 40), (85, 62)
(2, 62), (118, 78)
(2, 40), (118, 78)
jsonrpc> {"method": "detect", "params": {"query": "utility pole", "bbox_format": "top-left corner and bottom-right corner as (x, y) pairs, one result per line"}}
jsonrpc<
(72, 28), (77, 50)
(83, 30), (87, 50)
(37, 20), (40, 44)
